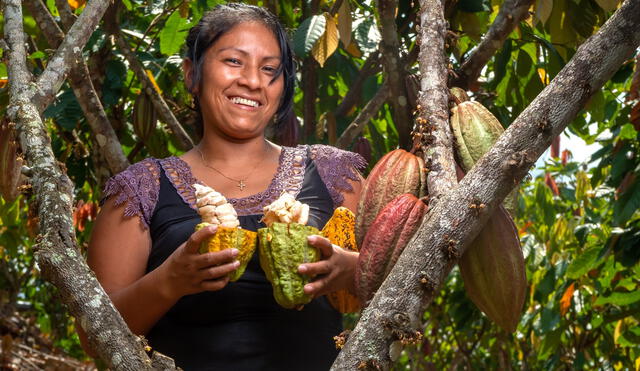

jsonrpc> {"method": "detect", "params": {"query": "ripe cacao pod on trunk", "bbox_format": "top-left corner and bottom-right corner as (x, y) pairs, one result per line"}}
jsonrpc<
(355, 149), (426, 247)
(195, 224), (257, 282)
(0, 121), (23, 202)
(321, 207), (360, 313)
(449, 87), (469, 105)
(355, 194), (428, 305)
(450, 100), (518, 215)
(258, 222), (321, 309)
(458, 205), (526, 333)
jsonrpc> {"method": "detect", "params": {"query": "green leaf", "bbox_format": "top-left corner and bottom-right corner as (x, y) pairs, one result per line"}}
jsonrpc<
(28, 51), (46, 60)
(613, 177), (640, 226)
(619, 124), (638, 140)
(159, 12), (189, 56)
(456, 0), (491, 13)
(293, 15), (326, 58)
(353, 17), (380, 55)
(566, 245), (601, 279)
(594, 290), (640, 306)
(595, 0), (619, 11)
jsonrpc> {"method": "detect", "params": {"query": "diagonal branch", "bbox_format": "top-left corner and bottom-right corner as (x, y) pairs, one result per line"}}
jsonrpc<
(332, 0), (640, 368)
(452, 0), (535, 89)
(335, 80), (390, 149)
(25, 0), (129, 175)
(32, 0), (112, 113)
(113, 31), (195, 151)
(3, 0), (177, 368)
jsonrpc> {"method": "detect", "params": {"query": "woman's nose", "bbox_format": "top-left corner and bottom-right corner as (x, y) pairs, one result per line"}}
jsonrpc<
(238, 67), (261, 90)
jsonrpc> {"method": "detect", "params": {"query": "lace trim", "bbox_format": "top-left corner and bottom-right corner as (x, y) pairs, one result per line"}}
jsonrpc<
(101, 158), (161, 229)
(161, 145), (308, 216)
(310, 144), (366, 207)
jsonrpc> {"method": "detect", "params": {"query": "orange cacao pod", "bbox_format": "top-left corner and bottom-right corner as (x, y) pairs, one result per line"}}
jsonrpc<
(458, 205), (526, 333)
(0, 121), (23, 202)
(355, 194), (427, 305)
(355, 149), (426, 247)
(321, 207), (360, 313)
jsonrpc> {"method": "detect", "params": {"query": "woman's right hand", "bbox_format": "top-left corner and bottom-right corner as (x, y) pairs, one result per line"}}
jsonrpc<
(160, 225), (240, 300)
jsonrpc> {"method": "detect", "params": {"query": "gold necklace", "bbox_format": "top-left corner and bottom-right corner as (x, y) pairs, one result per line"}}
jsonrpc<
(196, 146), (266, 191)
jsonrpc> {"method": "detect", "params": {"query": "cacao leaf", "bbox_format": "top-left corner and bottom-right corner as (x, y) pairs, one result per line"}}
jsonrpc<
(559, 282), (575, 316)
(159, 12), (189, 56)
(337, 0), (352, 47)
(595, 0), (619, 11)
(594, 290), (640, 306)
(311, 13), (339, 67)
(293, 15), (326, 58)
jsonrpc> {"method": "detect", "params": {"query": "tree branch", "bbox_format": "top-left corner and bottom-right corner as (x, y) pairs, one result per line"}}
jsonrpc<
(113, 31), (195, 151)
(335, 80), (390, 149)
(452, 0), (535, 89)
(378, 0), (412, 149)
(332, 0), (640, 368)
(31, 0), (111, 113)
(25, 0), (129, 175)
(3, 0), (177, 368)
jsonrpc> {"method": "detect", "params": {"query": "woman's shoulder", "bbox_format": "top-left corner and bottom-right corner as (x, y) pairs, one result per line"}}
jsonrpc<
(101, 157), (165, 229)
(304, 144), (367, 207)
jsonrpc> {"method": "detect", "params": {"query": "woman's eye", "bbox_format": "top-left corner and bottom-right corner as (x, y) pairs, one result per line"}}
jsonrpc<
(263, 66), (278, 74)
(226, 58), (240, 65)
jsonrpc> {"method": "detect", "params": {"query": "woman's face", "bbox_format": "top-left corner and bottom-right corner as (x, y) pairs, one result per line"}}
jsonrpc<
(194, 21), (284, 141)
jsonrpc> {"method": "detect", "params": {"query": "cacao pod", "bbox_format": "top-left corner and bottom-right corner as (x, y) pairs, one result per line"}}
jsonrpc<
(195, 224), (257, 282)
(132, 92), (157, 142)
(449, 87), (469, 105)
(321, 207), (360, 313)
(355, 194), (427, 305)
(352, 136), (372, 165)
(450, 101), (518, 215)
(258, 222), (321, 309)
(0, 121), (23, 202)
(458, 205), (526, 333)
(355, 149), (426, 247)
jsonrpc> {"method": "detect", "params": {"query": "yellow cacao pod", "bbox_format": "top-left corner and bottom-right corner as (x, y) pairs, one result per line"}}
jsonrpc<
(195, 224), (257, 282)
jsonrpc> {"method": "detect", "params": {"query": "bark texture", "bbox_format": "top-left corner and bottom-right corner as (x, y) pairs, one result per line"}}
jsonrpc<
(25, 0), (129, 175)
(452, 0), (535, 89)
(114, 31), (195, 151)
(3, 0), (177, 368)
(332, 0), (640, 368)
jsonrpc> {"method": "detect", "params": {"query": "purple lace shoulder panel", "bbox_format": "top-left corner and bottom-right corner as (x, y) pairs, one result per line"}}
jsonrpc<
(101, 158), (161, 229)
(309, 144), (366, 207)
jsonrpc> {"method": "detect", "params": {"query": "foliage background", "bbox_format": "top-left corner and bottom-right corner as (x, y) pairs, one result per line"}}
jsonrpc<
(0, 0), (639, 368)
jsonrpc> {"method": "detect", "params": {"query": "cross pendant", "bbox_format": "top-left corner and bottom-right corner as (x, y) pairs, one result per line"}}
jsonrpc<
(238, 180), (246, 191)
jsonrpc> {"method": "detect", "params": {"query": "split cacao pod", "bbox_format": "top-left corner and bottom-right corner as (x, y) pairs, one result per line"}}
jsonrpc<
(355, 149), (426, 247)
(195, 224), (257, 282)
(450, 100), (518, 215)
(321, 207), (360, 313)
(355, 194), (428, 305)
(458, 205), (526, 333)
(0, 121), (23, 202)
(258, 222), (321, 309)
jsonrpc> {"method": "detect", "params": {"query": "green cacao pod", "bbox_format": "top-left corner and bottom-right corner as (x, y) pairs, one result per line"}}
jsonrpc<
(194, 224), (257, 282)
(132, 92), (157, 142)
(258, 222), (321, 309)
(458, 205), (526, 333)
(355, 149), (426, 247)
(355, 194), (428, 305)
(0, 121), (23, 202)
(450, 101), (518, 215)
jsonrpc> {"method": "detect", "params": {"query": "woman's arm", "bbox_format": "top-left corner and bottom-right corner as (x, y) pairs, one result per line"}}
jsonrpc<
(86, 198), (239, 336)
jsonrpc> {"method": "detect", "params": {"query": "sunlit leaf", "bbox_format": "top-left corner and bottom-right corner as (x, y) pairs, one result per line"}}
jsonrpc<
(566, 245), (601, 279)
(145, 70), (162, 95)
(312, 13), (339, 67)
(535, 0), (553, 25)
(353, 17), (380, 55)
(613, 177), (640, 226)
(159, 12), (189, 56)
(293, 15), (326, 57)
(559, 282), (575, 315)
(337, 0), (352, 47)
(67, 0), (86, 10)
(594, 290), (640, 306)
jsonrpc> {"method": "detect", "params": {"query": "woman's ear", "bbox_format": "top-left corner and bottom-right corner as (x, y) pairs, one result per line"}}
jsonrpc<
(183, 59), (198, 94)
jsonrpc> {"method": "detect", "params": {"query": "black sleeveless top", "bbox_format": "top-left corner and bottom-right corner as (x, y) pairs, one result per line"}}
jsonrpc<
(102, 145), (365, 370)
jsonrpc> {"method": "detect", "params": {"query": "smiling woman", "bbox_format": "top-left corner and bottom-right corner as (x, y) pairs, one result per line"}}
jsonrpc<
(85, 3), (366, 370)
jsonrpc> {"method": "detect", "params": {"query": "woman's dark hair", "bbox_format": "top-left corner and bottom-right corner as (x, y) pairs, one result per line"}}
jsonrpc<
(184, 3), (295, 137)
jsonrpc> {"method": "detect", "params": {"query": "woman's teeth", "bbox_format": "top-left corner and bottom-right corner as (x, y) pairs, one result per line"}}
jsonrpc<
(230, 97), (259, 107)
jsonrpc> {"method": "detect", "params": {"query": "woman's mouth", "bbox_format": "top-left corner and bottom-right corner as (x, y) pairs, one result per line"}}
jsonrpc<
(229, 96), (261, 108)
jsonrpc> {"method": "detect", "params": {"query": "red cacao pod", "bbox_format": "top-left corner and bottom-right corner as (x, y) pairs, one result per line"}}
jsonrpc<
(355, 194), (428, 305)
(355, 149), (426, 247)
(0, 121), (23, 202)
(458, 205), (526, 333)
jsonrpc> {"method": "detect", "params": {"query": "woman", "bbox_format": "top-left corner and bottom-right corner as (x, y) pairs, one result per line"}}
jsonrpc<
(88, 3), (365, 370)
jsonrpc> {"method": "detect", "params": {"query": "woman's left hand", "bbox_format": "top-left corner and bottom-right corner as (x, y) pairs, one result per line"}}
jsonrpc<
(298, 235), (358, 298)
